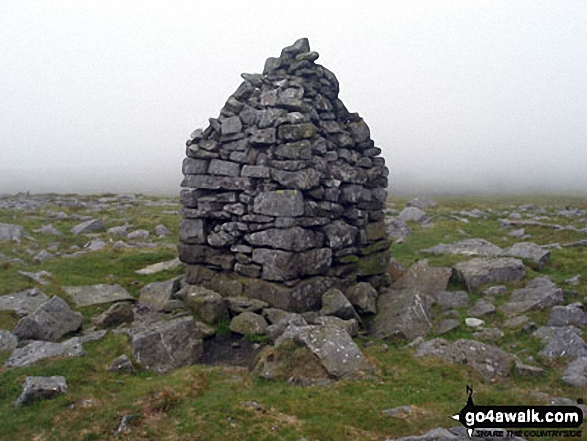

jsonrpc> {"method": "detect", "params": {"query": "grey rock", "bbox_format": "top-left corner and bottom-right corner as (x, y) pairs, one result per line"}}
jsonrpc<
(371, 289), (433, 340)
(502, 277), (563, 315)
(252, 247), (332, 281)
(311, 316), (358, 337)
(226, 297), (269, 315)
(435, 319), (460, 335)
(503, 242), (550, 268)
(271, 168), (321, 190)
(64, 284), (134, 307)
(515, 361), (545, 377)
(107, 225), (129, 236)
(154, 224), (169, 237)
(483, 285), (507, 296)
(208, 159), (241, 177)
(252, 190), (304, 217)
(0, 330), (18, 352)
(246, 227), (322, 252)
(345, 282), (378, 315)
(397, 207), (427, 222)
(0, 288), (48, 316)
(13, 296), (83, 342)
(71, 219), (104, 235)
(15, 376), (67, 406)
(18, 270), (53, 285)
(130, 316), (203, 374)
(381, 405), (412, 418)
(385, 219), (412, 239)
(565, 275), (581, 285)
(135, 257), (182, 275)
(533, 325), (587, 359)
(435, 291), (470, 311)
(108, 354), (135, 373)
(185, 286), (228, 324)
(452, 258), (525, 291)
(179, 219), (206, 244)
(561, 357), (587, 387)
(423, 238), (503, 257)
(229, 312), (268, 335)
(33, 249), (54, 263)
(263, 307), (292, 325)
(221, 116), (242, 135)
(504, 315), (530, 328)
(0, 223), (24, 242)
(5, 337), (86, 367)
(473, 327), (504, 342)
(266, 314), (307, 342)
(321, 220), (358, 250)
(36, 224), (62, 236)
(127, 229), (149, 240)
(392, 260), (451, 296)
(547, 304), (586, 327)
(464, 317), (484, 327)
(139, 278), (182, 312)
(93, 302), (134, 328)
(84, 238), (106, 251)
(406, 197), (437, 209)
(278, 324), (368, 379)
(416, 338), (514, 379)
(466, 299), (496, 317)
(319, 288), (356, 320)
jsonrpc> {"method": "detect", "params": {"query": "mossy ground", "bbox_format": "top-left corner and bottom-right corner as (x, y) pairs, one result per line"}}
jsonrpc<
(0, 193), (586, 440)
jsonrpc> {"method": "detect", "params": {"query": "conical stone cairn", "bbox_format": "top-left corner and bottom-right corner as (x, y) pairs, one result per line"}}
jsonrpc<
(179, 38), (390, 312)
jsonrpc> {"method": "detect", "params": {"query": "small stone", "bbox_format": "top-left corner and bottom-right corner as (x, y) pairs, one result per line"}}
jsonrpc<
(229, 312), (268, 335)
(465, 317), (484, 327)
(15, 376), (67, 407)
(109, 354), (136, 373)
(71, 219), (104, 235)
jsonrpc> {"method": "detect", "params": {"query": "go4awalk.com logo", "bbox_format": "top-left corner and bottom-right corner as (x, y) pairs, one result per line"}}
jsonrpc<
(451, 386), (583, 439)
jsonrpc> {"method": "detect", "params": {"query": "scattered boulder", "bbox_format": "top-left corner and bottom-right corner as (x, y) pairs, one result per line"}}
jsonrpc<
(229, 312), (268, 335)
(502, 277), (563, 315)
(452, 258), (525, 291)
(503, 242), (550, 268)
(465, 318), (484, 328)
(93, 302), (134, 328)
(435, 319), (459, 335)
(416, 338), (514, 379)
(32, 249), (54, 263)
(70, 219), (104, 235)
(381, 405), (413, 418)
(561, 357), (587, 387)
(12, 296), (83, 342)
(154, 224), (169, 237)
(311, 316), (359, 337)
(483, 285), (507, 296)
(514, 361), (545, 377)
(435, 291), (471, 311)
(281, 325), (369, 379)
(0, 223), (23, 242)
(108, 354), (136, 373)
(5, 337), (86, 367)
(466, 299), (496, 317)
(130, 316), (203, 374)
(18, 270), (52, 285)
(266, 314), (307, 342)
(0, 288), (48, 316)
(533, 326), (587, 359)
(319, 288), (356, 320)
(473, 327), (504, 342)
(185, 286), (228, 324)
(385, 219), (412, 239)
(135, 257), (182, 275)
(547, 304), (586, 327)
(35, 224), (62, 236)
(392, 260), (451, 296)
(262, 307), (292, 325)
(139, 278), (183, 312)
(64, 284), (134, 307)
(371, 289), (433, 340)
(423, 238), (503, 257)
(344, 282), (378, 315)
(398, 207), (427, 223)
(0, 330), (18, 352)
(127, 229), (149, 240)
(15, 376), (67, 407)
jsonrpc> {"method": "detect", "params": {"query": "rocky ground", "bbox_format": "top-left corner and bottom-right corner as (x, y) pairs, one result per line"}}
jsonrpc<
(0, 192), (586, 440)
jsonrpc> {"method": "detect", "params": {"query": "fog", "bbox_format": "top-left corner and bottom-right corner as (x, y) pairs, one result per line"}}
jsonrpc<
(1, 1), (586, 196)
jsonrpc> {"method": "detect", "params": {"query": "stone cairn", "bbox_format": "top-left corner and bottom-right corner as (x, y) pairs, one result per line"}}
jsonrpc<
(179, 38), (390, 312)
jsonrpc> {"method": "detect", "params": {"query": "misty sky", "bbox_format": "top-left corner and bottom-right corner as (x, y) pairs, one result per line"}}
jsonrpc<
(1, 1), (586, 195)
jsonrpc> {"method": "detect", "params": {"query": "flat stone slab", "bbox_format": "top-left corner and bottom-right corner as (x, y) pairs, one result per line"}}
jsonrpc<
(0, 223), (24, 242)
(452, 258), (525, 291)
(423, 238), (503, 257)
(501, 277), (563, 315)
(135, 257), (182, 275)
(0, 288), (48, 316)
(15, 376), (67, 406)
(416, 338), (514, 379)
(5, 337), (86, 368)
(371, 289), (433, 340)
(64, 284), (134, 307)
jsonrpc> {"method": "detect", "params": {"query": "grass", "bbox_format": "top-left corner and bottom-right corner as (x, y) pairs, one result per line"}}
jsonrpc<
(0, 193), (586, 440)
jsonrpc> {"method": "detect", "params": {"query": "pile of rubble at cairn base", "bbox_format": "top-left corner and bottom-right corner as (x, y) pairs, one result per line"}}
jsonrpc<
(179, 38), (390, 313)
